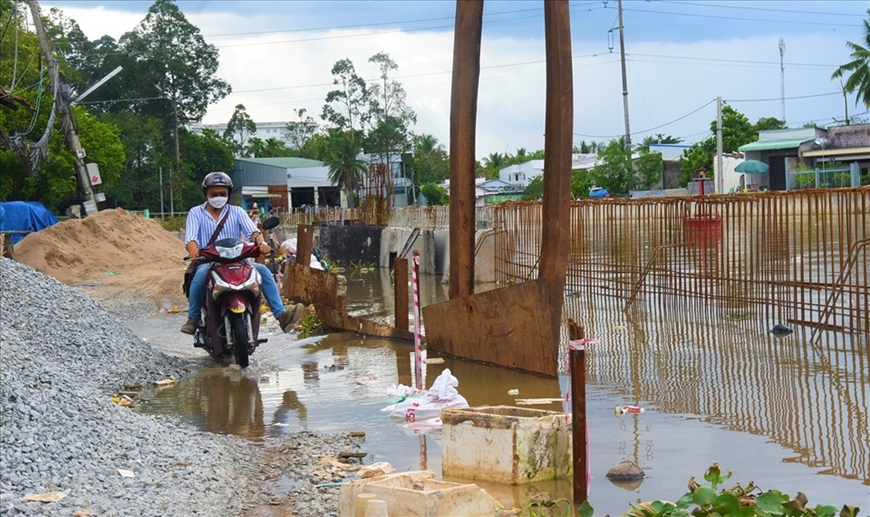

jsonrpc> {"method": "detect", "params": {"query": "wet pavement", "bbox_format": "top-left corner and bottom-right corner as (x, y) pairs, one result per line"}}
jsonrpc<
(128, 270), (869, 516)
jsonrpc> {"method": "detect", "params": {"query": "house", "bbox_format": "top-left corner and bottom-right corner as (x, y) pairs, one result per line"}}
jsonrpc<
(738, 124), (868, 191)
(231, 157), (341, 212)
(476, 178), (523, 205)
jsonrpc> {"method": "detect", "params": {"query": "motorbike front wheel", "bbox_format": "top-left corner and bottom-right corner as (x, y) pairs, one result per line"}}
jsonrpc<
(229, 312), (251, 369)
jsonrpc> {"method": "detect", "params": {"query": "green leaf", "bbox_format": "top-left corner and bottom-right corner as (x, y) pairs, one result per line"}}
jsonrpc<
(812, 505), (840, 517)
(756, 491), (787, 513)
(675, 493), (696, 508)
(577, 500), (594, 517)
(692, 486), (719, 506)
(711, 493), (741, 514)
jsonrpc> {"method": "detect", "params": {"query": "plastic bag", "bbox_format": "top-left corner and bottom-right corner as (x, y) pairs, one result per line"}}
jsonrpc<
(383, 369), (468, 423)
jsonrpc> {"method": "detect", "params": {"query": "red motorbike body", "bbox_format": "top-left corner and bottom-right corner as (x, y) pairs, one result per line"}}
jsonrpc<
(193, 238), (266, 367)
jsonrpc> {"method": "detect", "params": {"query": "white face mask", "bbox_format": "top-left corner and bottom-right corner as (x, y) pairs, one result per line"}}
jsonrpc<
(208, 196), (228, 209)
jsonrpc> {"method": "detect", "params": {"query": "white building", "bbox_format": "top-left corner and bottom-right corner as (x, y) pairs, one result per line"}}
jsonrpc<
(189, 121), (298, 149)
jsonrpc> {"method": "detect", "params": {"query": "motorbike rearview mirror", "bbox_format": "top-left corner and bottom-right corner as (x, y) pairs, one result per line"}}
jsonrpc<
(262, 216), (280, 231)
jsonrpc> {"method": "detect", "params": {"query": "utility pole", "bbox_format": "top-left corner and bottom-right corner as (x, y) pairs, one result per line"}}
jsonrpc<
(617, 0), (631, 153)
(28, 0), (98, 214)
(716, 96), (724, 195)
(159, 167), (165, 219)
(779, 38), (786, 123)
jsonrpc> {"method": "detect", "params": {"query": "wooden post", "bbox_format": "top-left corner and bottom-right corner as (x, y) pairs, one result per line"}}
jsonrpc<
(540, 0), (574, 347)
(448, 0), (483, 300)
(568, 320), (588, 505)
(394, 257), (409, 331)
(296, 224), (313, 268)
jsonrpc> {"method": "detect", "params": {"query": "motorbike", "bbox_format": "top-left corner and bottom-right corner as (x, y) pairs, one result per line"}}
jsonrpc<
(189, 217), (281, 368)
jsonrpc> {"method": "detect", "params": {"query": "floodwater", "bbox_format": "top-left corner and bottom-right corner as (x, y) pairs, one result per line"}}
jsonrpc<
(132, 269), (869, 516)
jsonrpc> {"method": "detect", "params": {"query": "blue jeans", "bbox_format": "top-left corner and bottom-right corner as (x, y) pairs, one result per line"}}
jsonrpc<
(188, 261), (285, 321)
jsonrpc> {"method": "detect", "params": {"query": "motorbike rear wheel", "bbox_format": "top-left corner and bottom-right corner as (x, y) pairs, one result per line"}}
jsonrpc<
(229, 313), (251, 368)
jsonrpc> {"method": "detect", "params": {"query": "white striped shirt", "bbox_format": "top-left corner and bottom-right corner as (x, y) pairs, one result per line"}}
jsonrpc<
(184, 203), (259, 248)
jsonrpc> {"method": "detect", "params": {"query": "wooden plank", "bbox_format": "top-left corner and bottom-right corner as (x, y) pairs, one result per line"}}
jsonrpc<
(422, 278), (556, 377)
(296, 224), (313, 268)
(282, 262), (344, 312)
(314, 303), (415, 341)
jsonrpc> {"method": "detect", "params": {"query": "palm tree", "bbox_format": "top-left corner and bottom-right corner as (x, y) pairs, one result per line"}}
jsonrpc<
(831, 9), (870, 109)
(324, 132), (367, 208)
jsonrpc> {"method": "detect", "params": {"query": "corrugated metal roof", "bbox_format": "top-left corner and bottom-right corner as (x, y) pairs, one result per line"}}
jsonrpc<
(236, 157), (324, 169)
(738, 139), (809, 152)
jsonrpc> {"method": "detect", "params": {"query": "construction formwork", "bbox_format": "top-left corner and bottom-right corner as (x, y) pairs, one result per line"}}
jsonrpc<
(494, 188), (870, 335)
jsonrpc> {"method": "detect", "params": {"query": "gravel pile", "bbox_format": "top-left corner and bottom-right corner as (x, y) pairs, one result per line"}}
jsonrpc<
(0, 258), (359, 516)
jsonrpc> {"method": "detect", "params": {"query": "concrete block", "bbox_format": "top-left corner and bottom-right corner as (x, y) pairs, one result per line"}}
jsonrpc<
(441, 405), (573, 484)
(339, 470), (498, 517)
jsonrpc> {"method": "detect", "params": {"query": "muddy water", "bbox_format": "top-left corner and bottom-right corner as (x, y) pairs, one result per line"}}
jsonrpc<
(133, 270), (868, 516)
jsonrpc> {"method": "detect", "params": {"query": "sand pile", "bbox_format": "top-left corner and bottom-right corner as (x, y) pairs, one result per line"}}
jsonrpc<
(14, 209), (187, 301)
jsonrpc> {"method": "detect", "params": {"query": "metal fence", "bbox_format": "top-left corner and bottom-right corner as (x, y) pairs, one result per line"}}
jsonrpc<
(277, 205), (496, 232)
(494, 188), (870, 335)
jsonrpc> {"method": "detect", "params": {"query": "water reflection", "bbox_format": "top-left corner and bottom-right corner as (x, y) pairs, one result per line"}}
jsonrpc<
(137, 269), (868, 514)
(566, 294), (869, 485)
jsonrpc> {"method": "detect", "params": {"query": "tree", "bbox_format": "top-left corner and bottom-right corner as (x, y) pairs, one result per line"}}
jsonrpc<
(831, 9), (870, 109)
(679, 107), (784, 186)
(482, 152), (506, 179)
(178, 128), (233, 207)
(366, 52), (416, 165)
(591, 138), (633, 195)
(639, 134), (681, 151)
(121, 0), (231, 191)
(321, 58), (368, 142)
(224, 104), (256, 157)
(286, 108), (318, 152)
(420, 183), (448, 206)
(324, 131), (367, 208)
(407, 133), (448, 189)
(634, 147), (664, 190)
(522, 175), (543, 200)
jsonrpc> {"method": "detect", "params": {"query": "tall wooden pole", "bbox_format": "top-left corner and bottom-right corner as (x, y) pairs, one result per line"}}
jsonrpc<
(540, 0), (574, 347)
(27, 0), (97, 214)
(448, 0), (483, 300)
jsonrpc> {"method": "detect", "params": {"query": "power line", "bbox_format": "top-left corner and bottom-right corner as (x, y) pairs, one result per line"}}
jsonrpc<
(654, 1), (864, 20)
(726, 91), (841, 103)
(628, 53), (840, 70)
(573, 98), (716, 139)
(618, 5), (861, 28)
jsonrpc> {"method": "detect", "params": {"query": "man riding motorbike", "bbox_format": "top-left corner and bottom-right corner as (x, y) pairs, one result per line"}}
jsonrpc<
(181, 172), (302, 335)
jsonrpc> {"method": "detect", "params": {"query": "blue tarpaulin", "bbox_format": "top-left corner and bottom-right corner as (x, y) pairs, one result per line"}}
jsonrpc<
(0, 201), (59, 244)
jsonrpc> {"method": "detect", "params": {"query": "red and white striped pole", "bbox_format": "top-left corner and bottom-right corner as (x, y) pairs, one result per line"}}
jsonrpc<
(411, 251), (423, 390)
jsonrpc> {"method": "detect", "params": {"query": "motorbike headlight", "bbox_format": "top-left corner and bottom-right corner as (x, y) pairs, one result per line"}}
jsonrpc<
(215, 242), (243, 259)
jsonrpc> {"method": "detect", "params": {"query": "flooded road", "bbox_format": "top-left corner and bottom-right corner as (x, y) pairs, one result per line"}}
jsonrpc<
(130, 270), (869, 516)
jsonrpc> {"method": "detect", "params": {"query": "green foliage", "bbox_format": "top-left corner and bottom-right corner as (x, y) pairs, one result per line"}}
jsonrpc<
(571, 169), (594, 199)
(285, 108), (318, 154)
(408, 133), (449, 189)
(322, 58), (368, 135)
(324, 130), (367, 207)
(297, 312), (327, 338)
(224, 104), (256, 157)
(122, 0), (231, 126)
(178, 128), (234, 206)
(831, 9), (870, 108)
(619, 464), (854, 517)
(420, 182), (448, 205)
(523, 175), (543, 200)
(635, 147), (664, 190)
(639, 134), (682, 151)
(679, 107), (785, 186)
(591, 137), (633, 195)
(366, 52), (417, 161)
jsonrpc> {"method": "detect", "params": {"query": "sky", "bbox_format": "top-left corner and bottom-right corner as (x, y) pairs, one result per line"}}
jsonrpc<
(41, 0), (870, 160)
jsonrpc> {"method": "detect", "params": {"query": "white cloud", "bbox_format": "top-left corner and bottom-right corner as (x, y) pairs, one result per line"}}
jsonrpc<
(44, 3), (863, 159)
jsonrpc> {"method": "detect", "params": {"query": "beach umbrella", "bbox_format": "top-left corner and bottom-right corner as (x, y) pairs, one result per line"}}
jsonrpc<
(735, 159), (769, 174)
